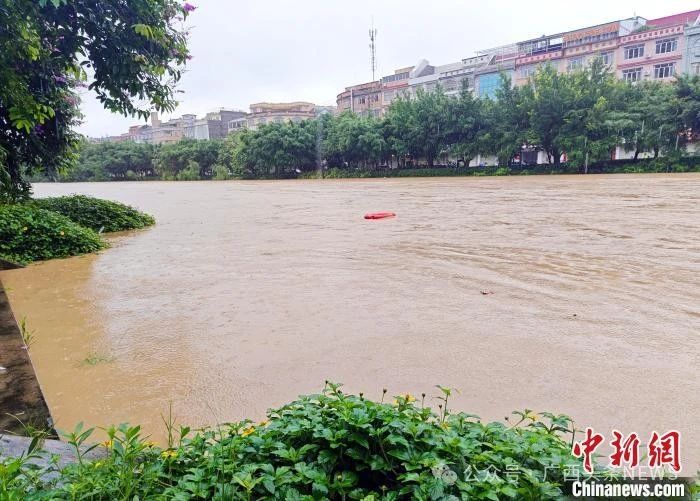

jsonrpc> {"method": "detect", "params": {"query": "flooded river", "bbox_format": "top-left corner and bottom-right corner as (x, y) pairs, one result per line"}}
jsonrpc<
(2, 175), (698, 471)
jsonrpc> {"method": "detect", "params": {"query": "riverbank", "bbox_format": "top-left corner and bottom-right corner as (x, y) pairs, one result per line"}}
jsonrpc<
(0, 260), (54, 437)
(29, 153), (700, 182)
(301, 156), (700, 179)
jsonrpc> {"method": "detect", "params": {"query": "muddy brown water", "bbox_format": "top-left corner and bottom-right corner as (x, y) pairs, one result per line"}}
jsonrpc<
(1, 175), (698, 471)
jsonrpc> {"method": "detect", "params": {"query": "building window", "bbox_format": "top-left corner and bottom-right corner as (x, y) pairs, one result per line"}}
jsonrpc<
(477, 71), (511, 98)
(693, 63), (700, 76)
(622, 67), (642, 82)
(654, 62), (675, 79)
(599, 51), (613, 66)
(520, 65), (537, 78)
(655, 38), (677, 54)
(624, 44), (644, 60)
(567, 56), (584, 71)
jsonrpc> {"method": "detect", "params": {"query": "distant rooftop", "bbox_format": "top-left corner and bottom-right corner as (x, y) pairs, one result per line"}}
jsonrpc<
(646, 10), (700, 28)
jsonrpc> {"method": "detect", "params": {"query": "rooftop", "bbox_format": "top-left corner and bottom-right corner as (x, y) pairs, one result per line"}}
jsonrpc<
(646, 10), (700, 28)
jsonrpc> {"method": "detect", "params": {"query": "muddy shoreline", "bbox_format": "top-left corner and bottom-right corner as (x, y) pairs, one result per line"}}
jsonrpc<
(0, 259), (54, 436)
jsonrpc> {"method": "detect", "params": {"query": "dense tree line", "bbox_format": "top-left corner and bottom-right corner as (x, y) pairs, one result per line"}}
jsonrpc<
(46, 62), (700, 182)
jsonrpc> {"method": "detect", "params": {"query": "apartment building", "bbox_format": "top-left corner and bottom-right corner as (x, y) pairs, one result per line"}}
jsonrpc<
(616, 12), (699, 83)
(337, 9), (700, 116)
(184, 109), (247, 140)
(381, 66), (413, 108)
(684, 20), (700, 76)
(336, 81), (383, 117)
(136, 112), (196, 145)
(407, 54), (495, 98)
(473, 45), (518, 98)
(243, 102), (317, 130)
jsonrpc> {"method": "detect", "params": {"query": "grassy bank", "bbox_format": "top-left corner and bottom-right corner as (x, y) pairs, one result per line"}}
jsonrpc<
(2, 383), (589, 499)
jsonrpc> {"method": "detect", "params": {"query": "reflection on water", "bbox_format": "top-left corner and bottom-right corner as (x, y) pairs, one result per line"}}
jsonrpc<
(2, 175), (699, 470)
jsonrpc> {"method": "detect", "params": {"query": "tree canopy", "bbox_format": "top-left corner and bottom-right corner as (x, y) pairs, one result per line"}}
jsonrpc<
(0, 0), (193, 201)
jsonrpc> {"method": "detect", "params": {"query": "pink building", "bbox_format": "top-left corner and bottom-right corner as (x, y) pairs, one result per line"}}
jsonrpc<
(513, 17), (647, 86)
(616, 10), (700, 83)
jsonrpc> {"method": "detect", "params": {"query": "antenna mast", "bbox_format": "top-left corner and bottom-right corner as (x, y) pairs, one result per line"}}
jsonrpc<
(369, 23), (377, 81)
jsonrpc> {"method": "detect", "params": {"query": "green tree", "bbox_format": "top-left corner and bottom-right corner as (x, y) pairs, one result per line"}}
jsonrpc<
(323, 112), (387, 168)
(480, 74), (530, 165)
(674, 75), (700, 146)
(223, 120), (318, 178)
(448, 82), (487, 167)
(386, 87), (452, 167)
(0, 0), (192, 200)
(521, 64), (577, 166)
(618, 81), (678, 159)
(155, 139), (223, 179)
(559, 58), (620, 168)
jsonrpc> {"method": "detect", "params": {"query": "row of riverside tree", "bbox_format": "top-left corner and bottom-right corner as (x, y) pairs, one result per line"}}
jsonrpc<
(37, 61), (700, 183)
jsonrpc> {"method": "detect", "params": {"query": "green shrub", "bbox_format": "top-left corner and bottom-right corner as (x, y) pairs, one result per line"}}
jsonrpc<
(0, 204), (106, 264)
(5, 384), (587, 499)
(176, 160), (201, 181)
(212, 164), (232, 180)
(31, 195), (155, 233)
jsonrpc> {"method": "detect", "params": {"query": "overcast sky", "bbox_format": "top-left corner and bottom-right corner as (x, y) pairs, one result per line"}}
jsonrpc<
(78, 0), (699, 137)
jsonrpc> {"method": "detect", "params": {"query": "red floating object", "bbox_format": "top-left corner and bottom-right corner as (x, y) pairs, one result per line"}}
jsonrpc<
(364, 212), (396, 220)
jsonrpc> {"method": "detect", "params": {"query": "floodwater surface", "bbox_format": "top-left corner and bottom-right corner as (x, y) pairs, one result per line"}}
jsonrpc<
(2, 175), (698, 471)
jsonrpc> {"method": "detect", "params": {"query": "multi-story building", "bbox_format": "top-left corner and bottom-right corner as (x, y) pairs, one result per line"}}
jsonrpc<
(336, 81), (383, 117)
(244, 102), (317, 130)
(136, 112), (195, 145)
(409, 54), (497, 99)
(184, 109), (247, 140)
(473, 45), (518, 98)
(380, 66), (412, 108)
(616, 12), (699, 83)
(512, 11), (700, 85)
(337, 9), (700, 114)
(683, 17), (700, 76)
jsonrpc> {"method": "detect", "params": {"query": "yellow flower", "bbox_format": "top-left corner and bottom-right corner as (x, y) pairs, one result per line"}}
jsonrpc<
(258, 420), (269, 427)
(240, 426), (256, 437)
(400, 393), (416, 403)
(102, 439), (113, 449)
(160, 449), (177, 459)
(144, 441), (157, 448)
(524, 411), (539, 422)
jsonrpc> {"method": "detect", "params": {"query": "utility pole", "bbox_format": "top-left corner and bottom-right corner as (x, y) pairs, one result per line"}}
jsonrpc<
(369, 23), (377, 82)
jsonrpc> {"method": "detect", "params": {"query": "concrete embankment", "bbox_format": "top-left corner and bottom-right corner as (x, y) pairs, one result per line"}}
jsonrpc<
(0, 435), (106, 470)
(0, 258), (54, 437)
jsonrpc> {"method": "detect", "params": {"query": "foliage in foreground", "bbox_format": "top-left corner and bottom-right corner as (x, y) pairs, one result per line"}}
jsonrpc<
(1, 384), (585, 500)
(0, 0), (192, 200)
(31, 195), (155, 233)
(0, 204), (105, 265)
